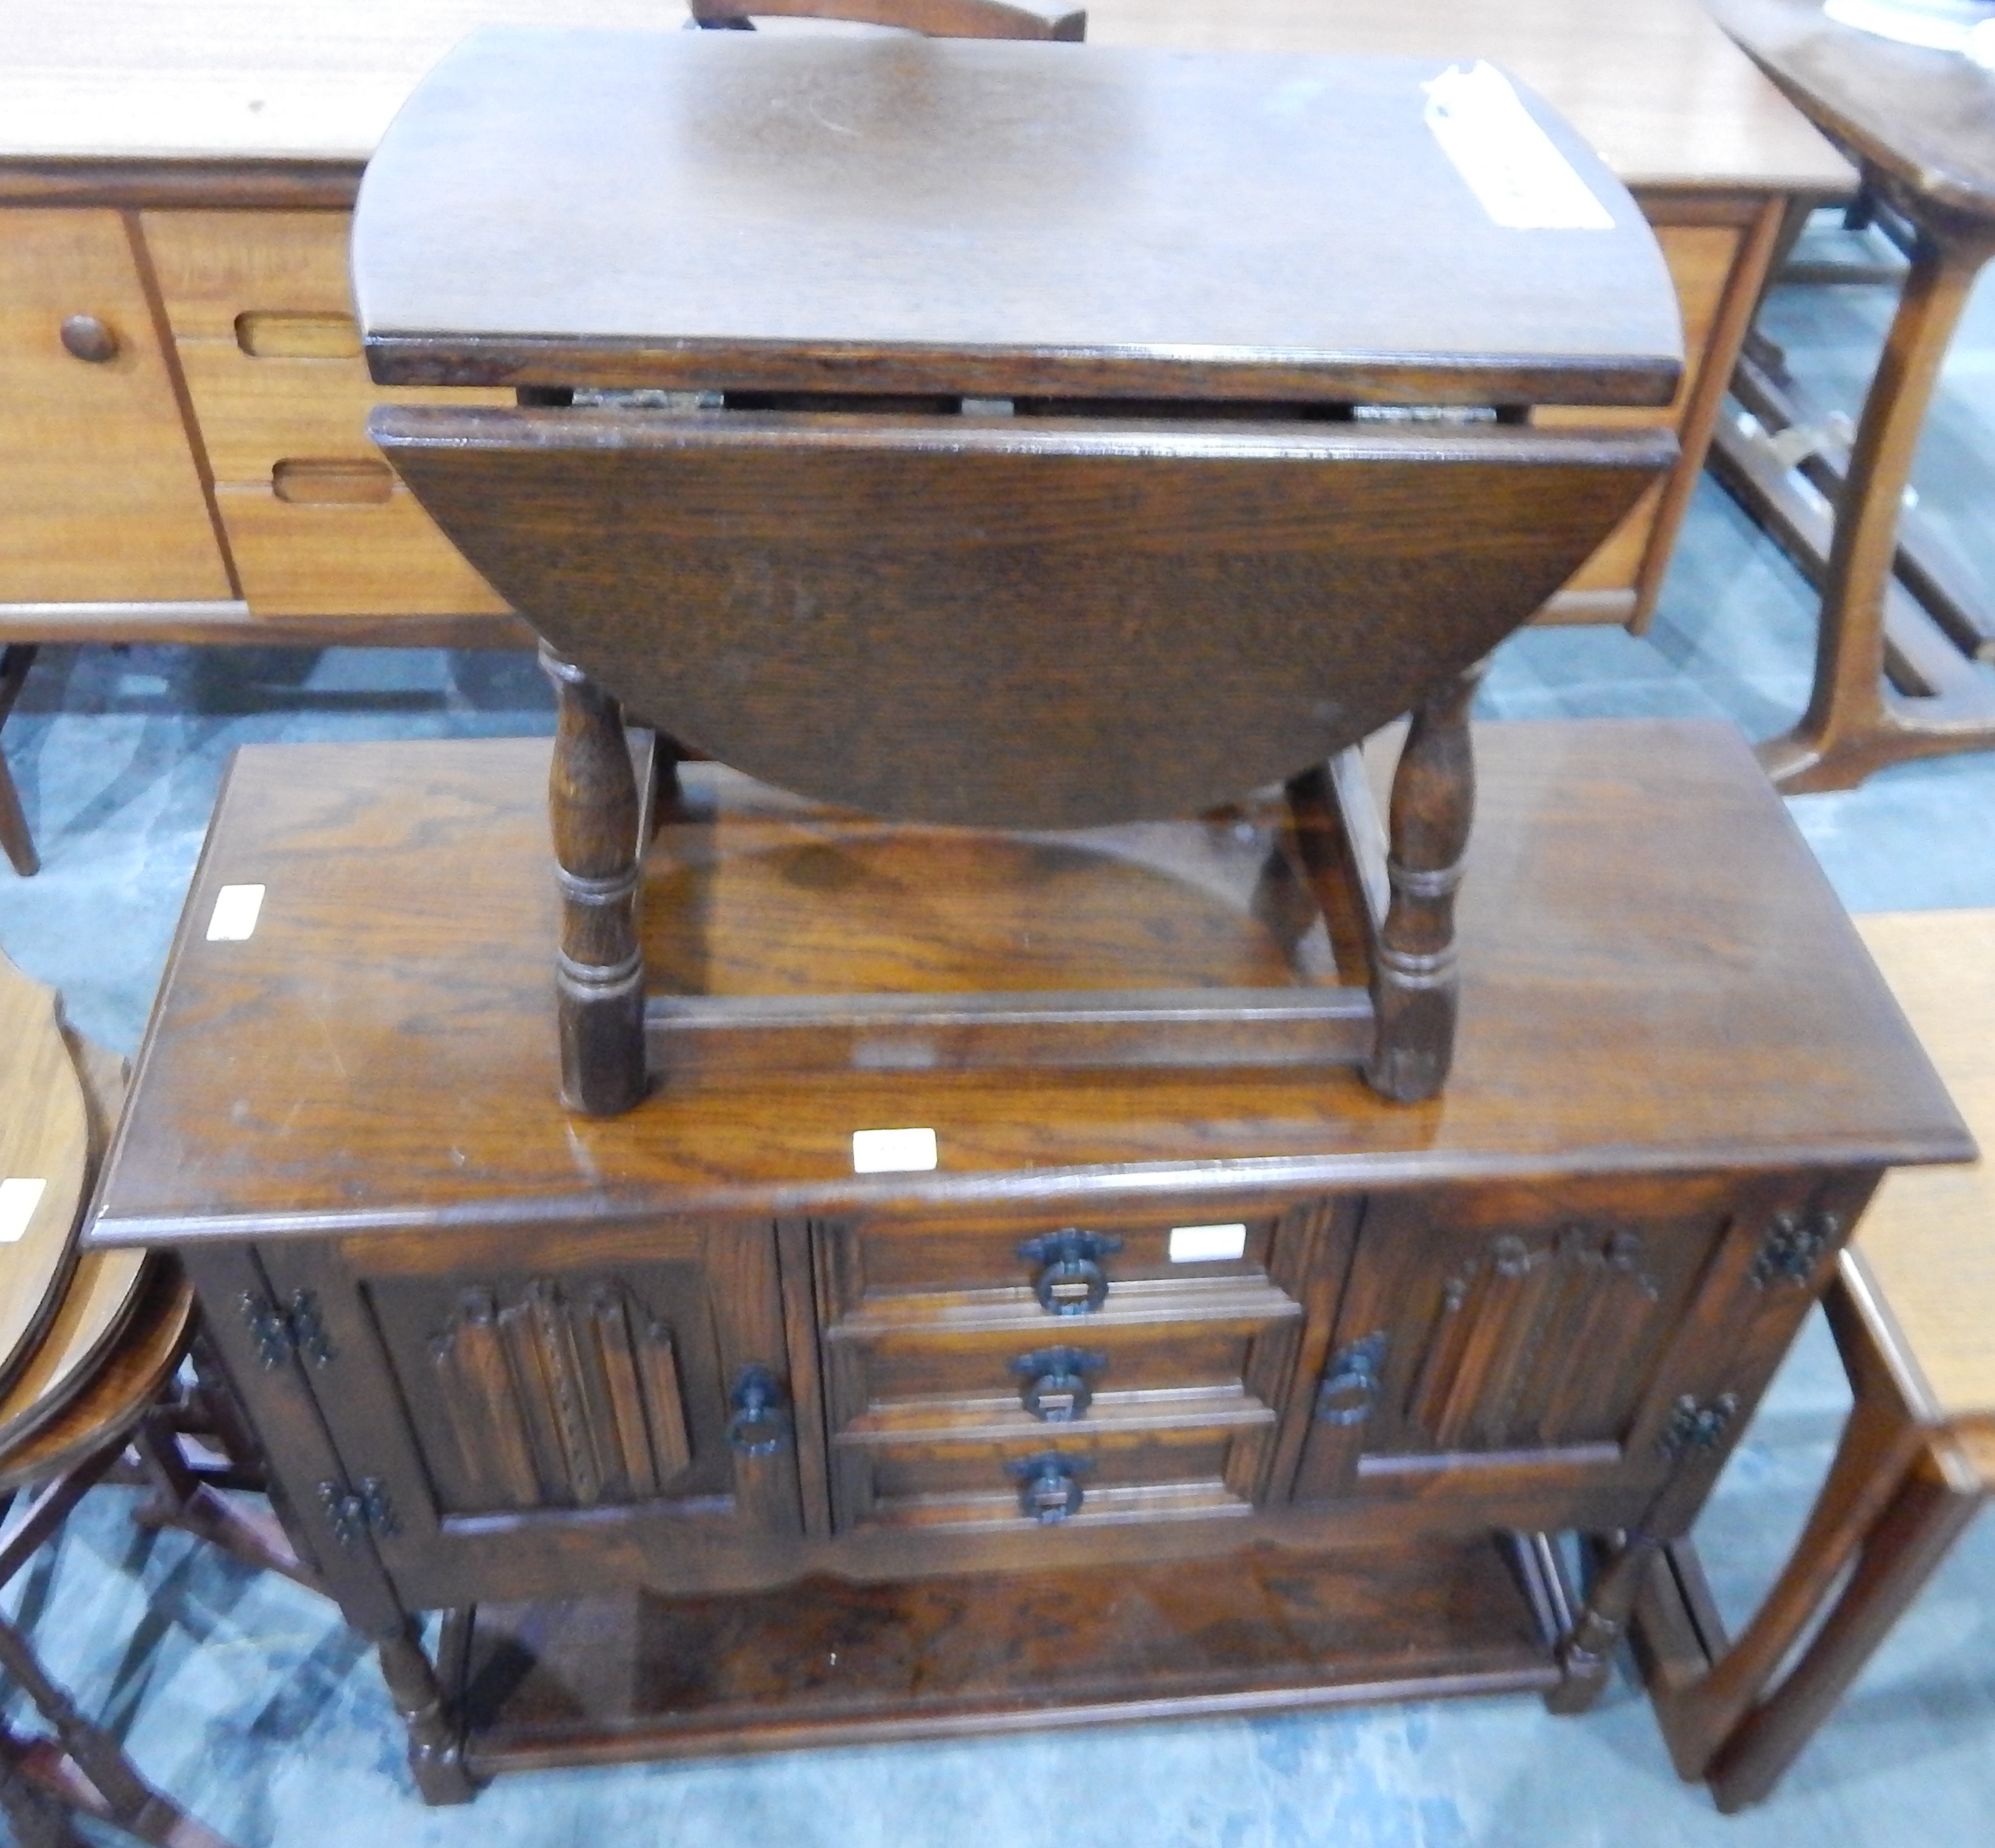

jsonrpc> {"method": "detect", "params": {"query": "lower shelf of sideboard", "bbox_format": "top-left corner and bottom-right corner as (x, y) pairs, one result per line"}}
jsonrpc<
(445, 1535), (1564, 1772)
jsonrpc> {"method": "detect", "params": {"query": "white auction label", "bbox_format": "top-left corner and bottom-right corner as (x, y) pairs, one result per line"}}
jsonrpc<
(1423, 62), (1614, 232)
(1169, 1222), (1249, 1263)
(851, 1127), (939, 1174)
(206, 883), (266, 941)
(0, 1177), (48, 1244)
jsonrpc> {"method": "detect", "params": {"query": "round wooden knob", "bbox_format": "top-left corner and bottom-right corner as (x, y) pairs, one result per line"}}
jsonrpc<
(59, 315), (118, 364)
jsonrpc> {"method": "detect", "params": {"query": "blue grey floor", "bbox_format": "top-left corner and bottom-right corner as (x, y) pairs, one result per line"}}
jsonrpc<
(4, 216), (1995, 1844)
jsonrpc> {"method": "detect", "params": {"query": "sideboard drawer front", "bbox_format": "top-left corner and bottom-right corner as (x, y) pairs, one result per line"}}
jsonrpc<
(214, 481), (509, 618)
(818, 1205), (1285, 1325)
(832, 1312), (1295, 1423)
(834, 1423), (1270, 1534)
(141, 209), (512, 619)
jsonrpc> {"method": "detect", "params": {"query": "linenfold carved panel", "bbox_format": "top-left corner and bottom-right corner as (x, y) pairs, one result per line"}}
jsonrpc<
(429, 1279), (694, 1511)
(1398, 1224), (1668, 1451)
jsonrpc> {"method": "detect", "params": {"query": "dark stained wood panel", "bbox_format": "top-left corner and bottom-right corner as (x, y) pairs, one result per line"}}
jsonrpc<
(84, 721), (1970, 1248)
(452, 1540), (1558, 1766)
(376, 407), (1668, 824)
(352, 29), (1684, 405)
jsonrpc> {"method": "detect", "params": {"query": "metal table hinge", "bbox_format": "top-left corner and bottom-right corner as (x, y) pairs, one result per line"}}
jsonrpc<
(316, 1477), (397, 1549)
(1656, 1392), (1739, 1460)
(238, 1287), (337, 1368)
(1749, 1210), (1842, 1290)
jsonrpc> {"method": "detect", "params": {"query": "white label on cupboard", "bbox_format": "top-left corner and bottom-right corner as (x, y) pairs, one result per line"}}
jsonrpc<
(206, 883), (266, 941)
(0, 1177), (48, 1244)
(851, 1127), (939, 1173)
(1422, 63), (1614, 232)
(1169, 1222), (1248, 1263)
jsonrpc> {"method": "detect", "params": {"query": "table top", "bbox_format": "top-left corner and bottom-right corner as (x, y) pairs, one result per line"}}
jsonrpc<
(0, 0), (1850, 203)
(87, 720), (1970, 1249)
(1848, 909), (1995, 1423)
(1707, 0), (1995, 219)
(353, 30), (1679, 405)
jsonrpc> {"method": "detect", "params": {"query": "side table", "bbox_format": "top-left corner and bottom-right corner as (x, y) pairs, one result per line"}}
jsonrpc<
(1705, 0), (1995, 791)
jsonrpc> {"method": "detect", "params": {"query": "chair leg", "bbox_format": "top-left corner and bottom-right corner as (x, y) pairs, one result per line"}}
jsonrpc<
(1707, 1436), (1984, 1812)
(0, 644), (40, 877)
(128, 1413), (324, 1594)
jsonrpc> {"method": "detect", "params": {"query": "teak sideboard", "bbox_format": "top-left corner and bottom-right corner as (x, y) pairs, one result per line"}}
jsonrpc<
(85, 722), (1969, 1797)
(0, 0), (1851, 647)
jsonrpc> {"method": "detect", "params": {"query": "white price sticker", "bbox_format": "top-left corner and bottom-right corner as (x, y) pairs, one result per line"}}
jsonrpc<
(1423, 63), (1613, 232)
(0, 1177), (48, 1244)
(851, 1127), (939, 1174)
(1169, 1222), (1248, 1263)
(207, 883), (266, 941)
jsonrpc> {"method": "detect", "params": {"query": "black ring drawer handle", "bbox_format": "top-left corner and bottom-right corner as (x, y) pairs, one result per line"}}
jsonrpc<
(1008, 1451), (1091, 1524)
(1016, 1229), (1123, 1316)
(1010, 1346), (1106, 1422)
(726, 1363), (791, 1456)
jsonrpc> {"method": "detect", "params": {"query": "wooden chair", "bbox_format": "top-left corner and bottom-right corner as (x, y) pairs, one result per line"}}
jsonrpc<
(0, 958), (312, 1847)
(1637, 908), (1995, 1810)
(0, 645), (37, 876)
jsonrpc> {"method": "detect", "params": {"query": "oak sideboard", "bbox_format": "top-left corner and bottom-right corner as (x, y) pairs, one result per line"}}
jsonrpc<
(0, 0), (1852, 648)
(85, 721), (1969, 1794)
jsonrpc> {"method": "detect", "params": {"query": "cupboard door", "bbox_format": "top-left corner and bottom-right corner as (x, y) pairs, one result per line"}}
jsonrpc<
(0, 209), (229, 602)
(1293, 1174), (1819, 1512)
(255, 1219), (803, 1600)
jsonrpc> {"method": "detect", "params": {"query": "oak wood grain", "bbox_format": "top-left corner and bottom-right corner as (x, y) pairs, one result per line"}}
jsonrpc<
(85, 722), (1970, 1248)
(353, 31), (1682, 406)
(0, 210), (229, 603)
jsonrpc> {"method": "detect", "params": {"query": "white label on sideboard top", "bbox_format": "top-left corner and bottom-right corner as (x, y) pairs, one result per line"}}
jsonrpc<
(1169, 1222), (1248, 1263)
(0, 1177), (48, 1244)
(206, 883), (266, 941)
(1422, 62), (1613, 232)
(851, 1127), (939, 1173)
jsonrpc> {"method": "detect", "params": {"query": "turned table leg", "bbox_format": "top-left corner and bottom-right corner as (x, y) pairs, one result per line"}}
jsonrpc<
(1368, 664), (1480, 1103)
(543, 647), (648, 1115)
(1757, 209), (1995, 792)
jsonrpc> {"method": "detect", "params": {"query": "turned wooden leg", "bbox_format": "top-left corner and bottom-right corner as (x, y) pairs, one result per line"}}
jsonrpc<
(376, 1618), (476, 1805)
(1757, 213), (1995, 792)
(542, 646), (647, 1115)
(0, 645), (40, 878)
(1547, 1531), (1660, 1715)
(1366, 665), (1481, 1103)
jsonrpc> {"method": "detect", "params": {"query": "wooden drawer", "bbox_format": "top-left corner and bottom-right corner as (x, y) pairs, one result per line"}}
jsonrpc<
(821, 1279), (1304, 1499)
(832, 1423), (1275, 1533)
(0, 208), (230, 602)
(213, 480), (508, 619)
(139, 209), (511, 618)
(817, 1203), (1291, 1325)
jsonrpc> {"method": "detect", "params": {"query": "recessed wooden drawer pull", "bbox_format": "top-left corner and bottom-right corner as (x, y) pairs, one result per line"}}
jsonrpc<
(1016, 1229), (1123, 1316)
(1010, 1346), (1106, 1422)
(234, 310), (362, 359)
(1008, 1451), (1090, 1524)
(59, 314), (118, 363)
(271, 459), (397, 505)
